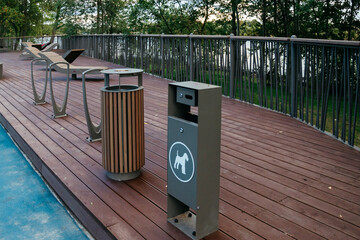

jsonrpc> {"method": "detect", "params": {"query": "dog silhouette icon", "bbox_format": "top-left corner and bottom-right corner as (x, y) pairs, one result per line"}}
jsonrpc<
(173, 150), (189, 174)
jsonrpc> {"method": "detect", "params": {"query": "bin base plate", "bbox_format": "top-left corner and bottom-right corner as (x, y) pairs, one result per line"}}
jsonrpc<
(168, 211), (197, 239)
(106, 170), (141, 181)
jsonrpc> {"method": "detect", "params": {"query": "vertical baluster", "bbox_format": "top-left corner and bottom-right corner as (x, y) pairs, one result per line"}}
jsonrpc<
(275, 42), (279, 111)
(167, 38), (171, 79)
(310, 46), (314, 125)
(220, 40), (224, 89)
(226, 39), (230, 95)
(261, 42), (266, 107)
(269, 42), (274, 109)
(341, 48), (347, 141)
(319, 46), (326, 129)
(244, 42), (248, 102)
(299, 45), (304, 120)
(351, 51), (360, 145)
(315, 47), (320, 128)
(347, 50), (353, 144)
(239, 41), (243, 100)
(322, 48), (334, 131)
(209, 39), (213, 85)
(250, 41), (253, 103)
(257, 41), (263, 106)
(305, 46), (309, 123)
(335, 51), (343, 139)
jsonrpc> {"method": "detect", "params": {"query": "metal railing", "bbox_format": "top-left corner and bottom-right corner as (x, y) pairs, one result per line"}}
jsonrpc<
(0, 36), (63, 51)
(61, 34), (359, 147)
(2, 34), (359, 147)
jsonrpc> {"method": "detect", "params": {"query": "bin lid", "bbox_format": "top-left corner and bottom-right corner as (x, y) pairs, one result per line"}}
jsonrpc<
(101, 68), (143, 75)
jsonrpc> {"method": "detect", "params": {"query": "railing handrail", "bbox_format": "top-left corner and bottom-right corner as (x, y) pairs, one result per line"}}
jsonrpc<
(74, 34), (360, 46)
(3, 34), (359, 47)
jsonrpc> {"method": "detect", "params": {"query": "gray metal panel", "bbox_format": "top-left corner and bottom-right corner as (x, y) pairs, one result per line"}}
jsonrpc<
(168, 116), (198, 209)
(176, 87), (197, 106)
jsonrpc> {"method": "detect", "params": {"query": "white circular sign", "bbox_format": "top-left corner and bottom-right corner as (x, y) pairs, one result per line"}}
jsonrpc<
(169, 142), (195, 183)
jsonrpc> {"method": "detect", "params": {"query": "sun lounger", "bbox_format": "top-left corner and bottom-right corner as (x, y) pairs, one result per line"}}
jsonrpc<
(21, 42), (34, 48)
(22, 47), (43, 58)
(22, 47), (82, 65)
(62, 49), (84, 63)
(21, 43), (58, 58)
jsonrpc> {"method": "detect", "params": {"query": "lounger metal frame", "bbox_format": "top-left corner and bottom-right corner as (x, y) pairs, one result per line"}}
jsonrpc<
(49, 61), (70, 118)
(31, 58), (49, 105)
(82, 69), (102, 142)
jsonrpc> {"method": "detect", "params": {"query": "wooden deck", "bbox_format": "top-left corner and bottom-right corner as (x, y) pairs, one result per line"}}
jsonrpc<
(0, 51), (360, 240)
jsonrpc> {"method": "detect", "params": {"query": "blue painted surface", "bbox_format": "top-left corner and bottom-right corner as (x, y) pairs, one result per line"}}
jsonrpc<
(0, 125), (90, 240)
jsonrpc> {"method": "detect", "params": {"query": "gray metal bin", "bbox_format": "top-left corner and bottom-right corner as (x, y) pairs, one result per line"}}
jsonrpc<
(167, 81), (222, 239)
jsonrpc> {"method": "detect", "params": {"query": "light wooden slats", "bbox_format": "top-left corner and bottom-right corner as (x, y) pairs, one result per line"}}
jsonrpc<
(102, 88), (145, 174)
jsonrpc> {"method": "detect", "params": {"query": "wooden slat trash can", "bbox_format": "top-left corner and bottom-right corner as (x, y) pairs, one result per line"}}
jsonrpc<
(101, 84), (145, 181)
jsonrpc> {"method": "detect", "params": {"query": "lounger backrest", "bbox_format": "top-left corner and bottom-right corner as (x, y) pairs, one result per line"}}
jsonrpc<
(42, 42), (59, 52)
(24, 47), (41, 58)
(38, 52), (73, 72)
(22, 42), (33, 48)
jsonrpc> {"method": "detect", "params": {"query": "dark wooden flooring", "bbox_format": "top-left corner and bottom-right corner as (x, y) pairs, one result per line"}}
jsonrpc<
(0, 51), (360, 240)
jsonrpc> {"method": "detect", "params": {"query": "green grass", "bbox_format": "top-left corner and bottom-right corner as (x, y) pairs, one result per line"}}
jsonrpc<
(130, 61), (360, 148)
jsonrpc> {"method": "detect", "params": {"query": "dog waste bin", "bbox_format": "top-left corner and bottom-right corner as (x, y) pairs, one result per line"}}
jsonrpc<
(167, 81), (222, 239)
(101, 69), (145, 181)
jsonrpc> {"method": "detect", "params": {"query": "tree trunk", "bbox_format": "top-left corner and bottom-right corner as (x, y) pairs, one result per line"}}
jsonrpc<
(50, 3), (61, 43)
(347, 0), (355, 40)
(294, 0), (299, 36)
(325, 0), (330, 39)
(97, 0), (101, 33)
(20, 0), (28, 37)
(284, 0), (289, 36)
(262, 0), (267, 36)
(231, 0), (237, 35)
(236, 5), (240, 36)
(200, 0), (209, 34)
(274, 0), (278, 36)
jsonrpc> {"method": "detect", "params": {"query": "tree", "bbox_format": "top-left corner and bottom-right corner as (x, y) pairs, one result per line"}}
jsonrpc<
(0, 0), (43, 38)
(342, 0), (360, 40)
(0, 4), (24, 38)
(126, 0), (217, 34)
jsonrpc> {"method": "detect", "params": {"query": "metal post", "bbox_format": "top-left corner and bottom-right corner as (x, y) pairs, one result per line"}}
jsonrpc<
(161, 33), (165, 78)
(229, 34), (235, 98)
(189, 33), (194, 82)
(125, 35), (129, 67)
(290, 35), (297, 118)
(140, 34), (143, 69)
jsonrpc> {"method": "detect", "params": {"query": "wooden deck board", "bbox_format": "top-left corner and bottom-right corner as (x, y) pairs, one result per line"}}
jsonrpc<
(1, 51), (360, 240)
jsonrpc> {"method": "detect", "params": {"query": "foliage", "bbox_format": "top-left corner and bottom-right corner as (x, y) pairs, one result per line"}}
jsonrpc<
(247, 0), (359, 40)
(126, 0), (213, 34)
(0, 5), (24, 37)
(0, 0), (359, 40)
(0, 0), (43, 37)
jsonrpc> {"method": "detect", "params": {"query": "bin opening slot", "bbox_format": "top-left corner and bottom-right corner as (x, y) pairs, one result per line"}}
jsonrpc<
(185, 94), (193, 100)
(185, 112), (198, 123)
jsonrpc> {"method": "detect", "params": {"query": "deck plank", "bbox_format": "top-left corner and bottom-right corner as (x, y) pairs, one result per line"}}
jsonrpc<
(0, 51), (359, 240)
